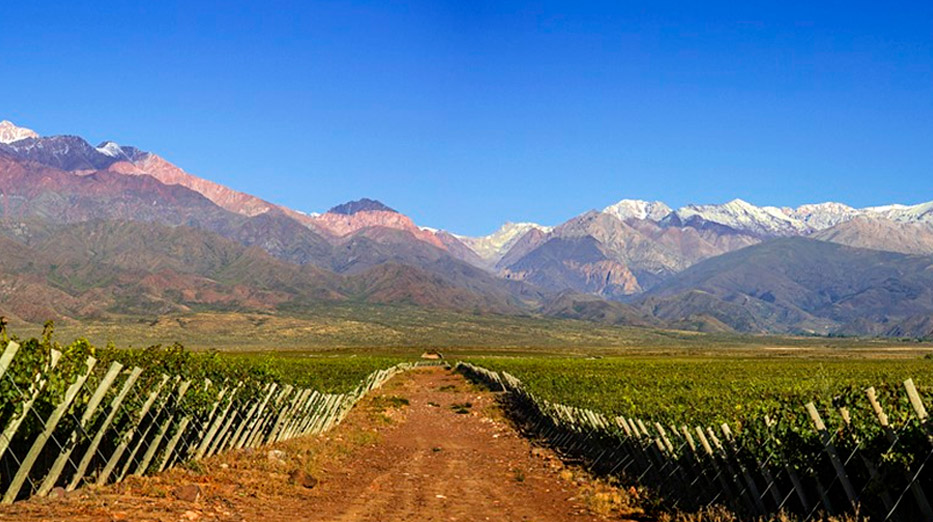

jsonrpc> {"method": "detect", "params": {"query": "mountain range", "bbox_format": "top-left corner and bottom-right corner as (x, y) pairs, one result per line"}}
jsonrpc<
(2, 120), (932, 338)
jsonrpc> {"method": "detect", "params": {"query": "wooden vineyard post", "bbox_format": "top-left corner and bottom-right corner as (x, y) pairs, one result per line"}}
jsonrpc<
(246, 385), (292, 448)
(300, 393), (327, 435)
(896, 379), (933, 522)
(782, 464), (810, 515)
(744, 418), (783, 511)
(696, 426), (753, 511)
(694, 425), (735, 506)
(634, 418), (666, 484)
(310, 395), (337, 435)
(205, 396), (245, 458)
(0, 341), (20, 379)
(866, 387), (891, 433)
(706, 426), (758, 515)
(67, 366), (144, 492)
(134, 380), (191, 477)
(283, 389), (317, 441)
(805, 402), (858, 511)
(837, 405), (894, 514)
(216, 400), (252, 455)
(752, 413), (803, 514)
(866, 386), (933, 521)
(299, 391), (326, 434)
(309, 394), (334, 435)
(322, 396), (345, 434)
(3, 356), (97, 504)
(329, 395), (350, 432)
(246, 385), (290, 447)
(226, 384), (270, 450)
(674, 423), (715, 507)
(615, 417), (650, 479)
(603, 417), (631, 475)
(37, 360), (124, 496)
(676, 424), (702, 502)
(304, 389), (328, 433)
(626, 417), (656, 482)
(233, 383), (277, 449)
(305, 392), (328, 435)
(298, 392), (326, 436)
(589, 412), (620, 472)
(97, 375), (170, 486)
(191, 385), (229, 459)
(268, 388), (308, 443)
(156, 415), (192, 473)
(193, 385), (236, 459)
(206, 407), (241, 457)
(720, 423), (767, 515)
(116, 376), (182, 482)
(904, 379), (928, 426)
(679, 424), (718, 507)
(284, 391), (318, 440)
(654, 422), (694, 503)
(0, 349), (63, 462)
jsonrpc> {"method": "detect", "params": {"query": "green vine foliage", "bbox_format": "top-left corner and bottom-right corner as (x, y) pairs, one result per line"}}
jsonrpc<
(0, 326), (401, 454)
(473, 356), (933, 482)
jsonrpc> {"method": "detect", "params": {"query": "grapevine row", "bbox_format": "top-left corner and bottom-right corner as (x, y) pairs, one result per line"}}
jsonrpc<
(459, 362), (933, 521)
(0, 331), (431, 503)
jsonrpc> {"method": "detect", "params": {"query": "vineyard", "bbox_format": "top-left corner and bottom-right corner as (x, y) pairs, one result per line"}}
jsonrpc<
(5, 320), (933, 521)
(461, 357), (933, 521)
(0, 325), (427, 504)
(468, 357), (933, 424)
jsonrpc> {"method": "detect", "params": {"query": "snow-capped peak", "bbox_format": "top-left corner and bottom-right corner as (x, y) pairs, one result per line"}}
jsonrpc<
(784, 201), (933, 229)
(96, 141), (126, 158)
(864, 201), (933, 223)
(787, 202), (860, 230)
(674, 198), (810, 236)
(0, 120), (39, 144)
(458, 222), (552, 262)
(602, 199), (672, 222)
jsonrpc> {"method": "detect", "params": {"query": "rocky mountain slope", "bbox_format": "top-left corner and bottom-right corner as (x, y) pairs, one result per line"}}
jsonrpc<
(480, 197), (933, 305)
(3, 120), (933, 337)
(812, 217), (933, 256)
(639, 238), (933, 335)
(0, 219), (534, 322)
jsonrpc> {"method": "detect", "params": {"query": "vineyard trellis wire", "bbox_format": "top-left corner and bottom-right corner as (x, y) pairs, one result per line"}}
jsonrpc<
(0, 339), (437, 504)
(457, 362), (933, 522)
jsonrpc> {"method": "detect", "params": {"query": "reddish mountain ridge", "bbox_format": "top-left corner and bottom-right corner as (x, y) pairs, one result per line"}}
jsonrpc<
(104, 145), (452, 249)
(106, 150), (280, 218)
(312, 209), (446, 249)
(0, 122), (458, 257)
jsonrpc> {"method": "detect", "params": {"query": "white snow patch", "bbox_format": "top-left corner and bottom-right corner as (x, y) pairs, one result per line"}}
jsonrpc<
(0, 120), (39, 144)
(602, 199), (672, 221)
(457, 222), (552, 262)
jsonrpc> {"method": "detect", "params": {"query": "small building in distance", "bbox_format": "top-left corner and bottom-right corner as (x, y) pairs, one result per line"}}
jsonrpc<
(420, 350), (443, 360)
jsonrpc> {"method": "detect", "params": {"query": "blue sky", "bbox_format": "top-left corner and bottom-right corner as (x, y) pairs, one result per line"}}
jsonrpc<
(1, 1), (931, 235)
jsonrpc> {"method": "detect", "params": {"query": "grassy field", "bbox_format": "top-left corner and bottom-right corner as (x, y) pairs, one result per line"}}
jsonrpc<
(14, 305), (933, 356)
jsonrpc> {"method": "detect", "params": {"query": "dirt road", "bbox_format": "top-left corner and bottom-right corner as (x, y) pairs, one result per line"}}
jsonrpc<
(1, 367), (642, 522)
